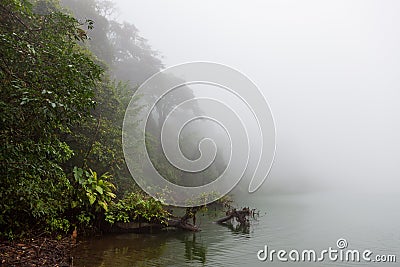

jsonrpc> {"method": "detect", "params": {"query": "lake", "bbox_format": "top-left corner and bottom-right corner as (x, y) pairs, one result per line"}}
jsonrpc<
(73, 191), (399, 266)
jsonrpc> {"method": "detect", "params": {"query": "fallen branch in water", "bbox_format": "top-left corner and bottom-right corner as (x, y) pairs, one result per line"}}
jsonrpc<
(216, 207), (251, 225)
(111, 206), (257, 233)
(112, 207), (202, 232)
(166, 218), (200, 232)
(166, 206), (201, 231)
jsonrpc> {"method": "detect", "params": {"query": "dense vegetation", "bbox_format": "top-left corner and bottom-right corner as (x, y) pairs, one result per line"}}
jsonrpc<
(0, 0), (230, 242)
(0, 0), (169, 240)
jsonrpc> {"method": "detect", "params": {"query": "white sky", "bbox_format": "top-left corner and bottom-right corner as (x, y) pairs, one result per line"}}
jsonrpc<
(114, 0), (400, 193)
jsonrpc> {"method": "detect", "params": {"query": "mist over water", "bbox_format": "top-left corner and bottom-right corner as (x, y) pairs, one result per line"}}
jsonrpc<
(68, 1), (399, 266)
(115, 0), (400, 195)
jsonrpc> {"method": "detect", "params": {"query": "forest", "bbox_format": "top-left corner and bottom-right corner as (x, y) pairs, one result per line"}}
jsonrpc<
(1, 0), (237, 241)
(0, 0), (213, 241)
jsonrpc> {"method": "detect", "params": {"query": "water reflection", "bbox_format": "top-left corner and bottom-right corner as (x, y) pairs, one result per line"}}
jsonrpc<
(73, 233), (168, 266)
(73, 193), (400, 267)
(181, 233), (207, 264)
(219, 220), (251, 235)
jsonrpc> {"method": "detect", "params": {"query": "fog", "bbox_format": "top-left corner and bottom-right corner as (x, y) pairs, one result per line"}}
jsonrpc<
(114, 0), (399, 194)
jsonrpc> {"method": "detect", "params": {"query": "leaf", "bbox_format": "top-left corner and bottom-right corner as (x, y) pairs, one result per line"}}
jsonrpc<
(73, 167), (84, 183)
(71, 201), (79, 208)
(98, 201), (108, 211)
(106, 192), (116, 199)
(86, 193), (95, 205)
(95, 185), (103, 194)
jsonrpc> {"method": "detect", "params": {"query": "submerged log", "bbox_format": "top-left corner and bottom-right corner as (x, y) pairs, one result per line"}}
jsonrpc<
(216, 207), (251, 225)
(166, 206), (201, 231)
(112, 207), (254, 233)
(113, 207), (202, 232)
(215, 214), (234, 224)
(115, 222), (163, 230)
(167, 218), (200, 231)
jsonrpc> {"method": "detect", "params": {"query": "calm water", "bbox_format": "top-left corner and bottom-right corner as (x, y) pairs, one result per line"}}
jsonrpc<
(73, 191), (399, 266)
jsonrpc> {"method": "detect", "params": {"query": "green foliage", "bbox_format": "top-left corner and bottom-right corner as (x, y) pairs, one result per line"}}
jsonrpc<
(0, 0), (188, 240)
(0, 0), (102, 238)
(72, 167), (116, 213)
(47, 217), (71, 233)
(145, 133), (184, 185)
(64, 80), (135, 196)
(105, 192), (169, 225)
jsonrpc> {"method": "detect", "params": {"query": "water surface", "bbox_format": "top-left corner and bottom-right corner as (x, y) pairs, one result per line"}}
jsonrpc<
(74, 191), (399, 266)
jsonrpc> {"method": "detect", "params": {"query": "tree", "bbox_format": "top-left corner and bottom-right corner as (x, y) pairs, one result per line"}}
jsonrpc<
(61, 0), (163, 84)
(0, 0), (103, 237)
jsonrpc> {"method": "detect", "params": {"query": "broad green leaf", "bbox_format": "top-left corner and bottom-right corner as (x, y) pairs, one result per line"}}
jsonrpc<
(95, 186), (103, 194)
(86, 193), (96, 205)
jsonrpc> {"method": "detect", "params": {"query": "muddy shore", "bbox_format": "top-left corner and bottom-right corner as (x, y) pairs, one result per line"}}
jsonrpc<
(0, 237), (76, 267)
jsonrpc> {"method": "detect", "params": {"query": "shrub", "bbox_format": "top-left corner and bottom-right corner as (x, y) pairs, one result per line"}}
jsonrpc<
(71, 167), (116, 226)
(105, 192), (169, 225)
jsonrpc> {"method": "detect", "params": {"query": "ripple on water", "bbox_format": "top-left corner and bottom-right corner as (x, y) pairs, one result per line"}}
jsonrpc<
(74, 192), (400, 267)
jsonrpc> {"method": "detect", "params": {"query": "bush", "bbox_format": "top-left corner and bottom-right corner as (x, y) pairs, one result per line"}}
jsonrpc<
(105, 192), (169, 225)
(71, 167), (116, 227)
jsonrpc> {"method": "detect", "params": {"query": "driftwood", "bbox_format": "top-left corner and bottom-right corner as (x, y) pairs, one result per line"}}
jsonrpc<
(166, 218), (200, 231)
(113, 207), (255, 233)
(216, 207), (251, 225)
(166, 206), (201, 231)
(113, 207), (201, 232)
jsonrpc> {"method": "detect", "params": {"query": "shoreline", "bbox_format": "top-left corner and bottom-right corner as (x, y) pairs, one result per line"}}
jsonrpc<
(0, 237), (76, 267)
